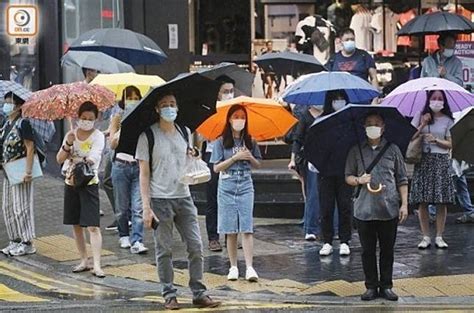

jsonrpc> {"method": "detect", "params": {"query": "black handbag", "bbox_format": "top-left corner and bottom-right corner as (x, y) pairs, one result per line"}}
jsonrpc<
(72, 159), (95, 188)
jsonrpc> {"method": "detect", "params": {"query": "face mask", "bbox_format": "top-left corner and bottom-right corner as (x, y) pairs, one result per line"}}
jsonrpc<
(343, 40), (356, 53)
(332, 99), (346, 111)
(125, 100), (139, 111)
(443, 49), (454, 58)
(160, 107), (178, 122)
(2, 103), (15, 116)
(77, 119), (95, 131)
(366, 126), (382, 140)
(221, 93), (234, 101)
(231, 119), (246, 132)
(429, 100), (444, 113)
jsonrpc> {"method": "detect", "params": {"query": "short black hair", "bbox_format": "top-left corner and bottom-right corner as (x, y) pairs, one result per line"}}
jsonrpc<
(155, 92), (177, 107)
(81, 67), (99, 77)
(364, 111), (385, 123)
(119, 85), (142, 109)
(339, 28), (355, 38)
(437, 33), (456, 47)
(215, 75), (235, 86)
(4, 92), (25, 106)
(78, 101), (99, 118)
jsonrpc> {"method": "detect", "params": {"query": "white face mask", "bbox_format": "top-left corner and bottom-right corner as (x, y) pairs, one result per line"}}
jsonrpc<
(221, 93), (234, 101)
(332, 99), (346, 111)
(231, 119), (246, 132)
(443, 49), (454, 58)
(77, 119), (95, 131)
(429, 100), (444, 113)
(366, 126), (382, 140)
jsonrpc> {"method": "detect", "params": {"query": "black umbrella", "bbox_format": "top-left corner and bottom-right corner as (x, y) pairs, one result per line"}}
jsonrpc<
(397, 11), (474, 36)
(254, 51), (326, 77)
(305, 105), (417, 177)
(198, 62), (255, 96)
(68, 28), (167, 66)
(117, 73), (221, 156)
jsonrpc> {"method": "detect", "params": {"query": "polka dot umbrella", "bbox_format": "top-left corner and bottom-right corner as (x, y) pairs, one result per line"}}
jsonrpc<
(22, 82), (115, 120)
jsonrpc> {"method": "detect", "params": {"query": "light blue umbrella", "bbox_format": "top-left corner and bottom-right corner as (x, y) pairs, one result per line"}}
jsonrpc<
(61, 51), (135, 74)
(282, 71), (379, 106)
(0, 80), (32, 101)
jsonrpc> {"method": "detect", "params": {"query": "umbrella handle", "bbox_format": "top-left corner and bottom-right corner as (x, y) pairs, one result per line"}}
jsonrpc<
(367, 183), (385, 194)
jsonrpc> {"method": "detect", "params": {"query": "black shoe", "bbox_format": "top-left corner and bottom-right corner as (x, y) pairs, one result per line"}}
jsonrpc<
(105, 221), (118, 231)
(379, 288), (398, 301)
(361, 289), (378, 301)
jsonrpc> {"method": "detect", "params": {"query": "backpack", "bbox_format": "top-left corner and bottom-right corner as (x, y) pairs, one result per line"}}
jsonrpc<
(144, 124), (190, 170)
(16, 118), (51, 167)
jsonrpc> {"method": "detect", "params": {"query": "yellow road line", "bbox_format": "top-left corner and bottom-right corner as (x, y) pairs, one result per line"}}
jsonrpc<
(0, 283), (47, 302)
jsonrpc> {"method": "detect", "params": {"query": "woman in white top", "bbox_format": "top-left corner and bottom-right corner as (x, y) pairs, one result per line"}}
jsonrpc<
(409, 90), (455, 250)
(57, 101), (106, 277)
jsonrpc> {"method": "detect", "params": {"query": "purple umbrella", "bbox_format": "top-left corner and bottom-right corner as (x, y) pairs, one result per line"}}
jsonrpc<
(381, 77), (474, 117)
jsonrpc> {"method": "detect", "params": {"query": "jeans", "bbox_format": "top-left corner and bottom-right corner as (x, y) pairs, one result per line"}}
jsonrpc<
(319, 175), (352, 244)
(357, 218), (398, 290)
(100, 152), (115, 213)
(112, 161), (143, 244)
(203, 152), (219, 241)
(151, 197), (207, 300)
(303, 168), (320, 235)
(428, 174), (474, 216)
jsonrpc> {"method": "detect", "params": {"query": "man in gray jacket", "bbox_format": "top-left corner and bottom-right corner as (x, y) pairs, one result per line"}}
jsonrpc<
(421, 33), (463, 86)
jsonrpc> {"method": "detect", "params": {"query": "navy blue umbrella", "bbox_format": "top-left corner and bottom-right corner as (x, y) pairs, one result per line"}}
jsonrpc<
(305, 105), (417, 176)
(254, 51), (326, 77)
(282, 71), (379, 106)
(198, 62), (255, 96)
(68, 28), (167, 66)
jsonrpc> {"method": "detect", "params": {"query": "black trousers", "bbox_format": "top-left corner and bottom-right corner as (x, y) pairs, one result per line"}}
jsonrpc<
(319, 175), (353, 244)
(356, 218), (398, 290)
(203, 152), (219, 241)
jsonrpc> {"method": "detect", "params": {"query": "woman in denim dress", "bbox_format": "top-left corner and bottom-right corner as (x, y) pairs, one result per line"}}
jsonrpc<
(211, 104), (262, 282)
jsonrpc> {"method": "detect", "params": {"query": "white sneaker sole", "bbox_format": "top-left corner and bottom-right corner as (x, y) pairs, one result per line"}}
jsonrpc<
(319, 250), (333, 256)
(246, 276), (258, 282)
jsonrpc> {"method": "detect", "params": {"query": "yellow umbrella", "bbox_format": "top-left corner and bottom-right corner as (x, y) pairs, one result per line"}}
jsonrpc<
(90, 72), (166, 100)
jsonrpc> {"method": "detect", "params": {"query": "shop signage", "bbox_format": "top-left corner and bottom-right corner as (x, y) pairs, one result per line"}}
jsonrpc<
(455, 41), (474, 87)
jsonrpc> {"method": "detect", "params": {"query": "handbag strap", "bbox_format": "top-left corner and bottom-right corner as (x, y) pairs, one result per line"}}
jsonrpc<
(354, 142), (391, 199)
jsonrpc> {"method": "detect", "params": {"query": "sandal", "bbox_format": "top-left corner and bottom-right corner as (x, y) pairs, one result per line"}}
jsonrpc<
(91, 269), (106, 278)
(72, 264), (91, 273)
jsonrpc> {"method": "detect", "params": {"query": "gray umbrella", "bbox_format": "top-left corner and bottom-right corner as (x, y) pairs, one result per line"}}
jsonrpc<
(198, 62), (255, 96)
(451, 107), (474, 163)
(61, 51), (135, 74)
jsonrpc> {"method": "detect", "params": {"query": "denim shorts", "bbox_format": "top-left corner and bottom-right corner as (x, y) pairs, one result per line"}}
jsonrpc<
(217, 171), (254, 234)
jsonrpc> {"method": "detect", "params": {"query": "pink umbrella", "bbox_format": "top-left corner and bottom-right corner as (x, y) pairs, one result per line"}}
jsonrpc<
(22, 82), (115, 120)
(381, 77), (474, 117)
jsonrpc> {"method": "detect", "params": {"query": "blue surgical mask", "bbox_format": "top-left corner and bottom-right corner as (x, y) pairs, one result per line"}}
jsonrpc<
(125, 100), (139, 112)
(160, 107), (178, 122)
(2, 103), (15, 116)
(343, 40), (356, 53)
(443, 49), (454, 58)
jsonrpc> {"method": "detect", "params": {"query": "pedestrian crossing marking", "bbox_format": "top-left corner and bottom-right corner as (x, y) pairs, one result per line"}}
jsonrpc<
(33, 235), (114, 261)
(0, 283), (47, 302)
(0, 261), (116, 297)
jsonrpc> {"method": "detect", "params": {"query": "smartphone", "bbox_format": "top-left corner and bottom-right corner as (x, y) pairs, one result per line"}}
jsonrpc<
(151, 218), (159, 230)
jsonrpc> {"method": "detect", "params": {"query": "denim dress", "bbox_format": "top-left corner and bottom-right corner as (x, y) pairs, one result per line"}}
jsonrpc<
(210, 138), (262, 234)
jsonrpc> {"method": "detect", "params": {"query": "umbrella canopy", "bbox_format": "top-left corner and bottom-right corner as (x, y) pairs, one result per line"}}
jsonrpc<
(282, 71), (379, 105)
(451, 107), (474, 163)
(22, 82), (115, 120)
(381, 77), (474, 116)
(198, 62), (255, 96)
(117, 73), (221, 155)
(305, 105), (417, 176)
(61, 51), (135, 74)
(196, 96), (297, 142)
(0, 80), (32, 102)
(254, 51), (326, 77)
(397, 11), (474, 36)
(90, 72), (166, 100)
(68, 28), (167, 66)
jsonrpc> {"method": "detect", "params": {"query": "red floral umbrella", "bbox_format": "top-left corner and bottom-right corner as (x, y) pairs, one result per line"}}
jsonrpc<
(22, 82), (115, 120)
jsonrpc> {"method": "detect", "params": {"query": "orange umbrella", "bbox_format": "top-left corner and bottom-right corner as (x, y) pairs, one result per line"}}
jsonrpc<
(196, 96), (297, 141)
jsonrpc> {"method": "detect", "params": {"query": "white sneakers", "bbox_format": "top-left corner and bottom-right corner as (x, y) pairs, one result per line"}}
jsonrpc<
(227, 266), (259, 282)
(9, 243), (36, 256)
(319, 243), (333, 256)
(339, 243), (351, 256)
(305, 234), (317, 241)
(245, 267), (259, 282)
(1, 242), (18, 255)
(119, 236), (131, 249)
(227, 266), (239, 281)
(418, 236), (431, 249)
(130, 241), (149, 254)
(435, 237), (448, 249)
